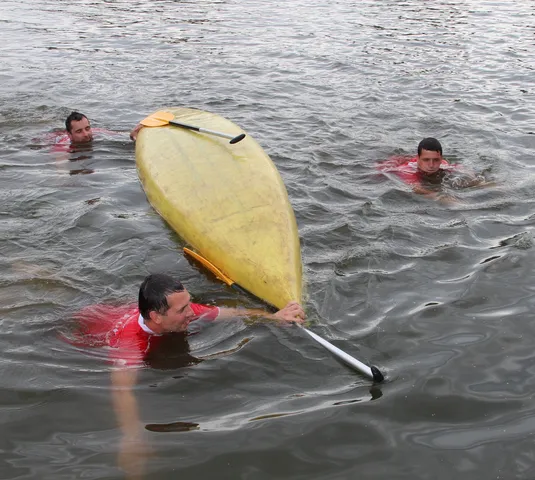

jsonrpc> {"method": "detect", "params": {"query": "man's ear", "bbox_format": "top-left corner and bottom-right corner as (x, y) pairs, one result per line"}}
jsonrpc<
(149, 310), (161, 325)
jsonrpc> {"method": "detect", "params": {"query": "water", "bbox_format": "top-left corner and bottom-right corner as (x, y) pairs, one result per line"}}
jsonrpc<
(1, 0), (535, 478)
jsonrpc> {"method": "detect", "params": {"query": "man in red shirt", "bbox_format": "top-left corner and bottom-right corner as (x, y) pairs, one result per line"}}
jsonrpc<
(49, 111), (125, 159)
(378, 138), (455, 188)
(377, 137), (489, 202)
(74, 273), (303, 366)
(52, 111), (100, 147)
(73, 273), (305, 475)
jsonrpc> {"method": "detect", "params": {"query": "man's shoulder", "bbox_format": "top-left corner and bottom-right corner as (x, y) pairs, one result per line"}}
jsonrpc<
(74, 303), (137, 323)
(377, 155), (420, 184)
(41, 131), (70, 149)
(107, 307), (145, 345)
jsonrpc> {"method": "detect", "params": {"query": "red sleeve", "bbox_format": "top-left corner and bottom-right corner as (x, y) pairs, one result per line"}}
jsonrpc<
(190, 303), (220, 321)
(65, 304), (136, 342)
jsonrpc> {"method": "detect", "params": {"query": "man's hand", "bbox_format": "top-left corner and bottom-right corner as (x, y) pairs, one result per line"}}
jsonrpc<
(436, 193), (459, 205)
(412, 184), (435, 196)
(271, 301), (305, 324)
(130, 123), (143, 141)
(118, 431), (150, 480)
(412, 185), (459, 204)
(111, 368), (149, 479)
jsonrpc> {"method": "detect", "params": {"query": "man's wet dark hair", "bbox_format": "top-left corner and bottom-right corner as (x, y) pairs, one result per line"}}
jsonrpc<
(418, 137), (442, 156)
(65, 111), (88, 132)
(138, 274), (185, 319)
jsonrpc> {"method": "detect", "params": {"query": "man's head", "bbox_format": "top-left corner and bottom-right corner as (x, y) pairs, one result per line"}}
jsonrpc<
(138, 274), (194, 333)
(416, 137), (443, 175)
(65, 111), (93, 144)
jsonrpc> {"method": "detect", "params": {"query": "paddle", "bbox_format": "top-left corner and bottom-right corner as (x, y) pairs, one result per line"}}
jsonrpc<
(140, 111), (246, 144)
(183, 247), (385, 382)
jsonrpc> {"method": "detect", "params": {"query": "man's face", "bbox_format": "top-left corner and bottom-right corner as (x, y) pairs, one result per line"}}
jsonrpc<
(154, 290), (195, 333)
(68, 117), (93, 144)
(417, 148), (443, 174)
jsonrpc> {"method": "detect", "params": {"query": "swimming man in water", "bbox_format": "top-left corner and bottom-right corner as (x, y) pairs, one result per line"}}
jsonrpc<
(66, 273), (305, 477)
(378, 137), (490, 202)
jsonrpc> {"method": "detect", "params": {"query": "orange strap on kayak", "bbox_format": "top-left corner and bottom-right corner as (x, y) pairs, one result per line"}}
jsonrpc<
(183, 247), (234, 287)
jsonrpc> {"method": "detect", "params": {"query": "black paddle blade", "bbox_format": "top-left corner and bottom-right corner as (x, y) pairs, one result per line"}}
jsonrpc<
(230, 133), (246, 144)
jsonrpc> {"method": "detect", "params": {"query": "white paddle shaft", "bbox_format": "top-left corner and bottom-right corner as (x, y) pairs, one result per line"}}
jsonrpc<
(300, 326), (380, 381)
(169, 120), (245, 143)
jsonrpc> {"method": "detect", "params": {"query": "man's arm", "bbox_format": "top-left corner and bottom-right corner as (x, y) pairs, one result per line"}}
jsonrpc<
(111, 368), (148, 479)
(217, 301), (305, 323)
(412, 184), (441, 197)
(111, 368), (140, 435)
(130, 123), (143, 141)
(411, 184), (458, 204)
(450, 173), (497, 189)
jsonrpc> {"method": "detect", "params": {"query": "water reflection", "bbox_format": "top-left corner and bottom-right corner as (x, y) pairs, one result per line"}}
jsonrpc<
(144, 333), (202, 370)
(69, 168), (95, 175)
(145, 421), (200, 433)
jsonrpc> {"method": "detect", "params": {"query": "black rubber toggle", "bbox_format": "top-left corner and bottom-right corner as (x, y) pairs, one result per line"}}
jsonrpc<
(371, 365), (385, 383)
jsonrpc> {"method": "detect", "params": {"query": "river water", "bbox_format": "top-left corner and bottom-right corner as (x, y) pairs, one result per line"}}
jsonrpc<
(1, 0), (535, 478)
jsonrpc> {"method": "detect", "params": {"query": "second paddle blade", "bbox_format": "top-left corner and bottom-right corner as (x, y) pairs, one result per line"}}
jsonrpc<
(140, 117), (168, 127)
(151, 111), (175, 122)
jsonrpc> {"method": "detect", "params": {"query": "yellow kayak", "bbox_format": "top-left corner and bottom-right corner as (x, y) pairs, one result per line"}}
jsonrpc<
(135, 107), (302, 309)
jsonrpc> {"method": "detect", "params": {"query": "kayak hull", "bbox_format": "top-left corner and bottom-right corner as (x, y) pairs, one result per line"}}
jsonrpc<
(136, 107), (302, 309)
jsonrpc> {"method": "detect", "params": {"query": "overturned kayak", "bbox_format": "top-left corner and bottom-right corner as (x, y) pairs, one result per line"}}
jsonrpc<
(135, 107), (302, 309)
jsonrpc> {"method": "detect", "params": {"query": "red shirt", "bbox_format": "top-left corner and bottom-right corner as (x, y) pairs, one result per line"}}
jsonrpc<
(44, 128), (119, 153)
(377, 155), (456, 185)
(68, 303), (219, 366)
